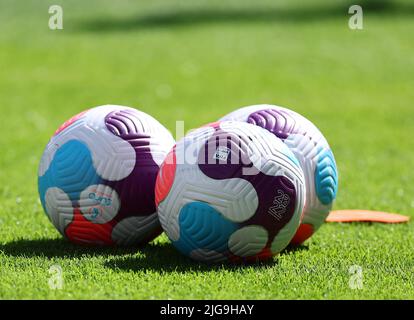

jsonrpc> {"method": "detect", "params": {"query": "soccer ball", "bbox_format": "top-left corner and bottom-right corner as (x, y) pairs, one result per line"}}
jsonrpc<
(220, 104), (338, 245)
(38, 105), (175, 246)
(155, 121), (306, 263)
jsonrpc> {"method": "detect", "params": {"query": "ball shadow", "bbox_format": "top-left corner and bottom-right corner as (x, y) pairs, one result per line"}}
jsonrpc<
(0, 238), (140, 258)
(103, 242), (308, 273)
(0, 237), (309, 272)
(284, 241), (311, 252)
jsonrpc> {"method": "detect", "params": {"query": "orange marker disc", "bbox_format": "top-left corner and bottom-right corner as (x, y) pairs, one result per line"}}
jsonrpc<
(326, 210), (410, 224)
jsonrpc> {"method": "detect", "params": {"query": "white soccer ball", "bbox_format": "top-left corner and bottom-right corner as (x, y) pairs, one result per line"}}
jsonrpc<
(155, 121), (306, 262)
(38, 105), (175, 246)
(220, 104), (339, 244)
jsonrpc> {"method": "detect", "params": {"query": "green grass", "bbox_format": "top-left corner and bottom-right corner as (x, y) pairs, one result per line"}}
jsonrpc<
(1, 0), (414, 299)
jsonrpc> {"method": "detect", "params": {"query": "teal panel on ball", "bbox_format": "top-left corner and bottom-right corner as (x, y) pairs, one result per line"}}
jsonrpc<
(314, 149), (338, 205)
(173, 202), (238, 256)
(38, 140), (102, 212)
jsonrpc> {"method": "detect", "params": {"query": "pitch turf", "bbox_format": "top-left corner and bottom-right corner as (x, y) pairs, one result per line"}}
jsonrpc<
(1, 0), (414, 299)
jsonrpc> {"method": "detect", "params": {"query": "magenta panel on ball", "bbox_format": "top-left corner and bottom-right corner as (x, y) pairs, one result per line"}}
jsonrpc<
(104, 109), (160, 220)
(247, 108), (303, 140)
(197, 125), (297, 243)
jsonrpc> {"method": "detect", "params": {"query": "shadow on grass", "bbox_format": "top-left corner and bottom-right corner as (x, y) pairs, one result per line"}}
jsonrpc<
(76, 0), (414, 33)
(105, 242), (269, 273)
(284, 243), (310, 254)
(0, 238), (309, 272)
(104, 242), (309, 273)
(0, 238), (139, 258)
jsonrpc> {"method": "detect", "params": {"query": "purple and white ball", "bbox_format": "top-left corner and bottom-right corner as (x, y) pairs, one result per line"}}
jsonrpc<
(155, 121), (306, 263)
(220, 104), (338, 245)
(38, 105), (175, 246)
